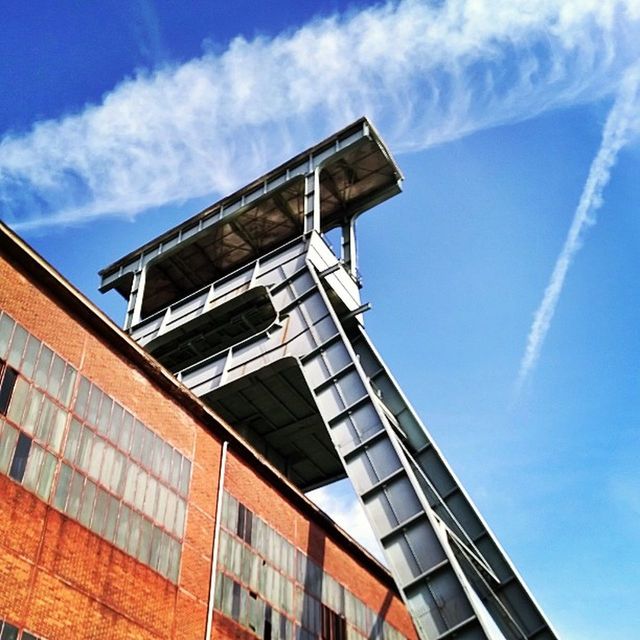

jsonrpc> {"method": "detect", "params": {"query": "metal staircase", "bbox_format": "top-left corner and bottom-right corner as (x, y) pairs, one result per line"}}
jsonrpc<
(100, 118), (558, 640)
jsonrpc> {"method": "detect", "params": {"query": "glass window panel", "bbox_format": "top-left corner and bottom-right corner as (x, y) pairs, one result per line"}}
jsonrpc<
(110, 449), (125, 494)
(6, 376), (30, 425)
(150, 526), (164, 571)
(156, 531), (171, 577)
(6, 324), (27, 368)
(137, 517), (153, 564)
(179, 457), (191, 496)
(0, 621), (19, 640)
(140, 426), (154, 468)
(64, 418), (82, 462)
(22, 443), (45, 492)
(150, 434), (162, 477)
(154, 483), (168, 523)
(86, 385), (101, 427)
(66, 470), (85, 519)
(123, 465), (138, 504)
(77, 426), (94, 472)
(88, 437), (104, 480)
(48, 406), (67, 453)
(116, 503), (132, 551)
(104, 494), (119, 542)
(58, 365), (76, 407)
(170, 450), (182, 489)
(9, 431), (32, 482)
(47, 354), (65, 398)
(22, 335), (41, 379)
(164, 490), (177, 532)
(168, 538), (181, 583)
(53, 463), (73, 511)
(159, 443), (172, 483)
(0, 313), (16, 359)
(33, 345), (53, 389)
(118, 411), (133, 452)
(36, 452), (57, 502)
(0, 367), (18, 415)
(21, 387), (42, 435)
(143, 475), (158, 518)
(134, 469), (148, 512)
(78, 479), (97, 527)
(100, 443), (115, 488)
(91, 487), (110, 535)
(35, 396), (56, 443)
(174, 497), (186, 537)
(127, 511), (142, 557)
(74, 376), (90, 419)
(130, 420), (145, 461)
(109, 403), (123, 441)
(97, 396), (112, 435)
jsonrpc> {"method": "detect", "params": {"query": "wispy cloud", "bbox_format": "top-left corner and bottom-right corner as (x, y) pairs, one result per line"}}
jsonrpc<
(1, 0), (639, 231)
(517, 63), (640, 389)
(307, 481), (384, 562)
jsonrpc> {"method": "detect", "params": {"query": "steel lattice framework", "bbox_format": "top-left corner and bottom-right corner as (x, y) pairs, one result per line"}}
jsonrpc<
(100, 118), (558, 640)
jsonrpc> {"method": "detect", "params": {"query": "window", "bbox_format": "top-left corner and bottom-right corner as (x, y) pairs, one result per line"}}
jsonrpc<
(0, 365), (17, 414)
(0, 310), (192, 584)
(321, 605), (346, 640)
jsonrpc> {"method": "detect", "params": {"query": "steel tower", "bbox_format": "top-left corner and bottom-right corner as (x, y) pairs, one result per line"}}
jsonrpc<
(100, 118), (557, 640)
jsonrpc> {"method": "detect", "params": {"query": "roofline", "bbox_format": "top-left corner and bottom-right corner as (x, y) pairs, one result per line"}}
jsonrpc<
(0, 220), (398, 593)
(100, 116), (402, 276)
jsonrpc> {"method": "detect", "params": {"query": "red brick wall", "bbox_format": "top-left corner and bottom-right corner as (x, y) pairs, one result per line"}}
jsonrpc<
(0, 251), (416, 640)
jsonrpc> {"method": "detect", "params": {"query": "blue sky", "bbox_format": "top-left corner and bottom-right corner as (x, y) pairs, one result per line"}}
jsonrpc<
(1, 1), (639, 638)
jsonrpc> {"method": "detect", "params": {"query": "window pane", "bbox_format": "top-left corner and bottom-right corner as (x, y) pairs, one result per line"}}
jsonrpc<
(64, 418), (82, 462)
(97, 396), (112, 435)
(48, 406), (67, 453)
(22, 442), (45, 492)
(109, 402), (123, 441)
(134, 469), (148, 511)
(140, 426), (154, 468)
(154, 483), (168, 523)
(22, 335), (41, 379)
(104, 495), (119, 542)
(0, 422), (19, 474)
(58, 365), (77, 407)
(79, 479), (97, 527)
(34, 345), (53, 389)
(88, 437), (104, 480)
(66, 470), (85, 519)
(116, 503), (132, 551)
(127, 511), (142, 557)
(74, 376), (90, 418)
(21, 387), (42, 435)
(123, 465), (138, 504)
(164, 490), (177, 532)
(170, 450), (181, 489)
(37, 450), (57, 501)
(9, 431), (32, 482)
(6, 376), (30, 425)
(100, 443), (116, 488)
(143, 475), (158, 518)
(47, 354), (65, 398)
(111, 450), (125, 494)
(53, 463), (73, 510)
(35, 396), (56, 443)
(130, 420), (145, 461)
(86, 385), (101, 427)
(77, 426), (94, 472)
(0, 313), (16, 359)
(137, 517), (153, 564)
(91, 487), (109, 535)
(0, 621), (19, 640)
(0, 367), (18, 414)
(174, 497), (186, 537)
(179, 457), (191, 495)
(6, 324), (27, 368)
(118, 411), (133, 452)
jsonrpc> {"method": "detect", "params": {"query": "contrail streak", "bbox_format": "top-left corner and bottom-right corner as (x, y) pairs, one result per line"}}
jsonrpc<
(517, 64), (640, 390)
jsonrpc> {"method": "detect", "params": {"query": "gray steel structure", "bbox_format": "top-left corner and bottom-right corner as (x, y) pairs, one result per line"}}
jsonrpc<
(100, 118), (558, 640)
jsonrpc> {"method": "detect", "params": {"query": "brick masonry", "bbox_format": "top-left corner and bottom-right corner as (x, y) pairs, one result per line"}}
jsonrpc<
(0, 237), (417, 640)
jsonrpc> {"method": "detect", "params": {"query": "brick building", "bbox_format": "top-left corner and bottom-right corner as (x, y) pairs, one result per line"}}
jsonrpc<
(0, 221), (417, 639)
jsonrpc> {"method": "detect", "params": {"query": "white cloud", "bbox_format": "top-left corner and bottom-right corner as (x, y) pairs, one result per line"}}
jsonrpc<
(307, 480), (385, 563)
(1, 0), (639, 231)
(517, 62), (640, 389)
